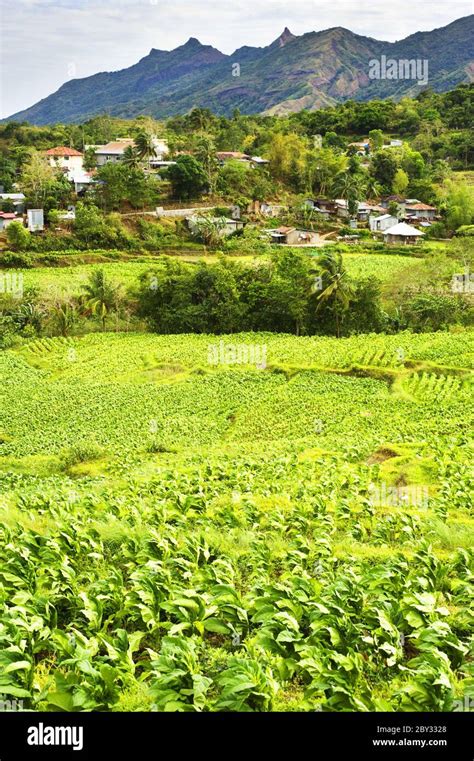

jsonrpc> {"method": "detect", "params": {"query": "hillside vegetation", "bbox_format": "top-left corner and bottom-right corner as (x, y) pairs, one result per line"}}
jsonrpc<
(0, 331), (472, 711)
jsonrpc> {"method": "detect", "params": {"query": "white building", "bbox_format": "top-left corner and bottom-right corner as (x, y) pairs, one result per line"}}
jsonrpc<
(369, 214), (398, 232)
(0, 193), (26, 213)
(94, 139), (135, 166)
(151, 138), (169, 161)
(0, 212), (19, 231)
(66, 168), (96, 194)
(95, 137), (169, 166)
(383, 222), (424, 245)
(45, 147), (84, 171)
(27, 209), (44, 232)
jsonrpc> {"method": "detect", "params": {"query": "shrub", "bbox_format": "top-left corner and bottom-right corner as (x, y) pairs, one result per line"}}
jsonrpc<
(455, 225), (474, 237)
(60, 441), (105, 468)
(402, 294), (472, 332)
(0, 251), (33, 268)
(6, 221), (30, 251)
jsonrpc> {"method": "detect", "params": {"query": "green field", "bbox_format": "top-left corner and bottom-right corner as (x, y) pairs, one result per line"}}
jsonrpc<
(21, 252), (423, 302)
(0, 330), (472, 711)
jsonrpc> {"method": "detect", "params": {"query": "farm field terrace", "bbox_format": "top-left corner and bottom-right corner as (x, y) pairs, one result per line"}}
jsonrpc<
(0, 330), (472, 712)
(20, 252), (420, 303)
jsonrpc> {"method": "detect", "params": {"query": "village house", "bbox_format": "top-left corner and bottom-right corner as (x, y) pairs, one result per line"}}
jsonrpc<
(94, 139), (136, 166)
(67, 168), (96, 194)
(94, 137), (169, 167)
(307, 198), (338, 216)
(249, 155), (269, 166)
(348, 140), (370, 155)
(0, 193), (26, 213)
(381, 195), (406, 213)
(404, 202), (437, 222)
(334, 199), (385, 222)
(383, 222), (424, 245)
(246, 200), (286, 217)
(186, 215), (245, 237)
(0, 212), (19, 232)
(302, 199), (331, 220)
(216, 151), (250, 165)
(369, 213), (398, 232)
(268, 227), (319, 245)
(45, 147), (84, 171)
(381, 196), (437, 223)
(216, 152), (269, 167)
(356, 202), (386, 222)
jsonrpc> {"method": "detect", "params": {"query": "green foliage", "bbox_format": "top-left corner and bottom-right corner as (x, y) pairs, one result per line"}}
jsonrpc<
(6, 221), (30, 251)
(401, 294), (471, 332)
(168, 156), (208, 200)
(370, 151), (398, 193)
(0, 330), (472, 711)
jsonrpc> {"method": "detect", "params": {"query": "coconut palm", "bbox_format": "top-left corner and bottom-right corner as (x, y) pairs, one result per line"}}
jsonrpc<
(81, 269), (122, 331)
(134, 131), (156, 163)
(365, 176), (383, 202)
(315, 251), (353, 338)
(333, 170), (366, 218)
(122, 145), (141, 170)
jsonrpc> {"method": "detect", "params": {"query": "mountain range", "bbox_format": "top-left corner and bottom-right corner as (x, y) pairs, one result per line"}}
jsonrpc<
(7, 15), (474, 125)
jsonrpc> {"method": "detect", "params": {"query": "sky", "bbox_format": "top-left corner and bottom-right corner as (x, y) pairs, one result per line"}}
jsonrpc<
(0, 0), (472, 118)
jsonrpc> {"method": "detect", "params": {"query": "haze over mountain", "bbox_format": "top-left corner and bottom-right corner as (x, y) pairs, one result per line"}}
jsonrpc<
(6, 15), (474, 125)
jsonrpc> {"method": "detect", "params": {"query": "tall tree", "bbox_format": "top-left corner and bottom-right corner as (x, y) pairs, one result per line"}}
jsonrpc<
(315, 251), (353, 338)
(167, 155), (207, 200)
(20, 152), (59, 206)
(81, 269), (122, 331)
(134, 131), (156, 164)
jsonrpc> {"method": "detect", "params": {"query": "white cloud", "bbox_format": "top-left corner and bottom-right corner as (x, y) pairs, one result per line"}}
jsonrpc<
(0, 0), (471, 118)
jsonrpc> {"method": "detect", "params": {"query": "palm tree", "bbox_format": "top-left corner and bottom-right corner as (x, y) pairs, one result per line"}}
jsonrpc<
(194, 134), (218, 194)
(134, 131), (156, 164)
(333, 171), (362, 199)
(122, 145), (141, 170)
(365, 176), (383, 202)
(315, 251), (353, 338)
(50, 300), (77, 337)
(191, 215), (227, 247)
(81, 269), (122, 331)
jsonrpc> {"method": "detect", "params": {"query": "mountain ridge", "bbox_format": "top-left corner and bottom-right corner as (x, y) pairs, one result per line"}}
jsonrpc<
(6, 15), (474, 124)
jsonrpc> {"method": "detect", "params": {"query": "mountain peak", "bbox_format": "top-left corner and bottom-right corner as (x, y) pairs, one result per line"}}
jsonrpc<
(273, 27), (296, 48)
(322, 26), (355, 38)
(5, 16), (472, 125)
(183, 37), (202, 47)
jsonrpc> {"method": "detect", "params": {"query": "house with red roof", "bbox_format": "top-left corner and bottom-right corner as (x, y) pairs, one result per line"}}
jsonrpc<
(0, 212), (19, 232)
(404, 202), (437, 222)
(45, 147), (84, 172)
